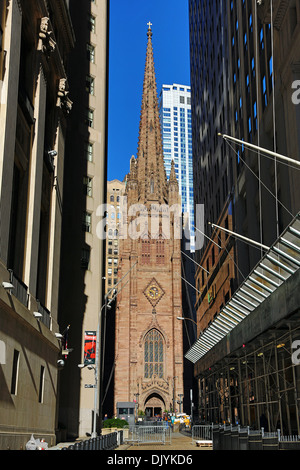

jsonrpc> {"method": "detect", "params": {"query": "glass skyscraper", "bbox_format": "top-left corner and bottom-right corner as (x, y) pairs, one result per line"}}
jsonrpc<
(159, 84), (194, 251)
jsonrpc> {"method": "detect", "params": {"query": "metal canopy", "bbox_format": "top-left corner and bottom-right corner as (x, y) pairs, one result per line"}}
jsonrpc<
(185, 212), (300, 364)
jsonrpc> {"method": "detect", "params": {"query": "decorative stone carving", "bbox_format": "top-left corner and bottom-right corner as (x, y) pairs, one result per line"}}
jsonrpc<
(56, 78), (73, 114)
(38, 17), (56, 55)
(138, 315), (170, 349)
(141, 375), (169, 392)
(143, 278), (165, 307)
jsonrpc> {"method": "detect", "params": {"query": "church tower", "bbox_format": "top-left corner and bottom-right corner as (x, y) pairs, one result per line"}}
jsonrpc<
(114, 23), (183, 416)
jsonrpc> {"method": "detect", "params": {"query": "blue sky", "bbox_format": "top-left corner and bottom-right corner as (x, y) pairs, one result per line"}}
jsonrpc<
(107, 0), (191, 182)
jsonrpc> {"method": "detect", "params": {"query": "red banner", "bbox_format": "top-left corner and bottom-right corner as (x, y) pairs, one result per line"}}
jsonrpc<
(84, 331), (96, 365)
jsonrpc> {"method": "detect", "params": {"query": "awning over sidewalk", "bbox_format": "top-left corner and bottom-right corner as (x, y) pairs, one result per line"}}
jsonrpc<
(185, 212), (300, 364)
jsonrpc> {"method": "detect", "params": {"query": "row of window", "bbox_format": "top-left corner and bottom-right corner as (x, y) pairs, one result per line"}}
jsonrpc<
(107, 235), (119, 285)
(109, 194), (121, 202)
(141, 239), (165, 265)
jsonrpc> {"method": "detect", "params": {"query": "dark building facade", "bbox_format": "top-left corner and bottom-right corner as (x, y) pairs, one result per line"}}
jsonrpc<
(188, 0), (300, 434)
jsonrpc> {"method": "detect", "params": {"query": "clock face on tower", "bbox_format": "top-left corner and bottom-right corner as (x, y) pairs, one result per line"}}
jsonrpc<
(144, 279), (164, 307)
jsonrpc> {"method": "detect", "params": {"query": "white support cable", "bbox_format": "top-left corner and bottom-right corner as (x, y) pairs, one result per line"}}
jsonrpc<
(181, 275), (202, 296)
(106, 260), (137, 299)
(194, 223), (248, 281)
(224, 139), (295, 219)
(180, 258), (197, 349)
(181, 249), (209, 274)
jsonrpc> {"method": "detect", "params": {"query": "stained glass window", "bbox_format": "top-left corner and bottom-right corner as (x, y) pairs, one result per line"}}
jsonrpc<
(144, 329), (164, 379)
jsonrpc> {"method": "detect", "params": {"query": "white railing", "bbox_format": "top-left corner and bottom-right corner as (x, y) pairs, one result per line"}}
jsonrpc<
(123, 425), (172, 445)
(192, 424), (213, 442)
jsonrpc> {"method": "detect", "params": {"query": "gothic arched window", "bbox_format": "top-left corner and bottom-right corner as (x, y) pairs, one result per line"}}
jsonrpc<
(144, 329), (164, 379)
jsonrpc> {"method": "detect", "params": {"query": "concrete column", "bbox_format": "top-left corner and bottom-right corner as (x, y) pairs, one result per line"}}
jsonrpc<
(45, 120), (65, 324)
(23, 66), (47, 296)
(0, 0), (22, 265)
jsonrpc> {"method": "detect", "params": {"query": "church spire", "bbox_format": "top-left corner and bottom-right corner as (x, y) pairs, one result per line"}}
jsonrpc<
(135, 23), (168, 204)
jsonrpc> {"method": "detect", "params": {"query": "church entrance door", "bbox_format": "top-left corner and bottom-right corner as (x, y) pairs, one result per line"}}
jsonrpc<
(144, 393), (165, 418)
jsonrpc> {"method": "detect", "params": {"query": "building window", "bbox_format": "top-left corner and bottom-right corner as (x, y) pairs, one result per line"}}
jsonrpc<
(156, 240), (164, 264)
(11, 349), (20, 395)
(86, 75), (95, 95)
(83, 176), (93, 197)
(81, 247), (90, 269)
(82, 211), (92, 232)
(85, 108), (94, 128)
(38, 366), (45, 403)
(141, 239), (151, 265)
(88, 14), (96, 33)
(85, 141), (93, 161)
(144, 329), (164, 379)
(87, 43), (95, 63)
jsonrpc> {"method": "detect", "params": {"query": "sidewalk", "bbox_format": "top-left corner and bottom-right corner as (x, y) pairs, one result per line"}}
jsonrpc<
(48, 431), (212, 451)
(117, 432), (212, 451)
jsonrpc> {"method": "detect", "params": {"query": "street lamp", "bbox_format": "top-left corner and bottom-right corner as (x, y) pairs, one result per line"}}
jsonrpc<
(85, 261), (138, 437)
(172, 376), (178, 413)
(177, 393), (184, 413)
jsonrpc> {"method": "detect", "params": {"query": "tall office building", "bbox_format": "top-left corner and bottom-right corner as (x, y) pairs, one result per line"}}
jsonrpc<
(190, 0), (300, 291)
(160, 85), (195, 251)
(105, 179), (126, 298)
(58, 0), (109, 439)
(189, 0), (236, 332)
(0, 0), (74, 449)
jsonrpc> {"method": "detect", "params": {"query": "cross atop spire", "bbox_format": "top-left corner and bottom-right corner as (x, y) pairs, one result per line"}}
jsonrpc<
(147, 21), (152, 30)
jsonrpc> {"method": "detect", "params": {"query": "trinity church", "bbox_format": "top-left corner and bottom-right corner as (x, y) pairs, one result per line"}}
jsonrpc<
(114, 24), (184, 416)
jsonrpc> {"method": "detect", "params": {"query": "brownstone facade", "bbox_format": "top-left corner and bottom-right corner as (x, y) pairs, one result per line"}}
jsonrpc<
(114, 25), (184, 416)
(195, 199), (236, 333)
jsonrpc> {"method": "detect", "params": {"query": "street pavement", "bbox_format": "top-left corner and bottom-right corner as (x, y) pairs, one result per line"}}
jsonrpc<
(49, 431), (212, 451)
(117, 432), (212, 451)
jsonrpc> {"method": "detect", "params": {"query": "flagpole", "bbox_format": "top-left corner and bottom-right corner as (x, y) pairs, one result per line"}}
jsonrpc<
(208, 221), (270, 251)
(218, 133), (300, 167)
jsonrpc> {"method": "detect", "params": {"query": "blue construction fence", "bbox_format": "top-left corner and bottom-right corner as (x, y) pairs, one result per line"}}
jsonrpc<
(211, 424), (300, 450)
(61, 431), (122, 450)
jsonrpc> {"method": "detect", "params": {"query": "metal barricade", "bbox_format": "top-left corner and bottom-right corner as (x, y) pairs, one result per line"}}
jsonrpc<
(123, 425), (171, 445)
(61, 432), (118, 450)
(192, 424), (213, 443)
(279, 435), (300, 450)
(248, 429), (263, 450)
